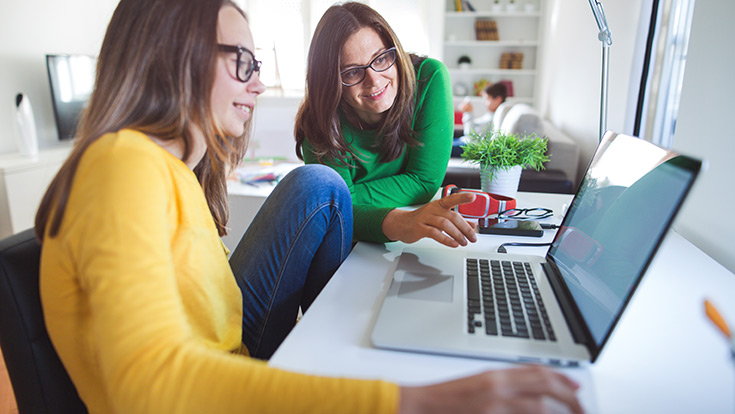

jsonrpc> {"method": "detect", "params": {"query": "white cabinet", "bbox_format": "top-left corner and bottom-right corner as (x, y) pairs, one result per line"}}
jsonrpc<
(0, 146), (71, 238)
(442, 0), (544, 106)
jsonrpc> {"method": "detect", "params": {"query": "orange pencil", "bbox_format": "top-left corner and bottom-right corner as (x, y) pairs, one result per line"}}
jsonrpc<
(705, 299), (732, 339)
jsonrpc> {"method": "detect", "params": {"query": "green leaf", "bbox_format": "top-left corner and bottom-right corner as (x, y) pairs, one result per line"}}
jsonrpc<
(461, 129), (549, 171)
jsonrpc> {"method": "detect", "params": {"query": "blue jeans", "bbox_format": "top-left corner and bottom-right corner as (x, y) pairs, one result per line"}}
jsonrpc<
(451, 137), (466, 158)
(230, 164), (353, 360)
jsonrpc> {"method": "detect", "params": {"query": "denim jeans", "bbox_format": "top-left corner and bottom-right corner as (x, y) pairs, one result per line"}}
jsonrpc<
(451, 137), (466, 158)
(230, 164), (353, 360)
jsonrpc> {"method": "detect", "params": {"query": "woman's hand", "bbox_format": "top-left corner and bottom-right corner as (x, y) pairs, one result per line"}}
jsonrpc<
(382, 192), (478, 248)
(399, 365), (584, 414)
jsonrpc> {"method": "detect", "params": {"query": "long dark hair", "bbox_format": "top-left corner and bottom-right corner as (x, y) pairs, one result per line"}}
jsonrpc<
(36, 0), (249, 239)
(294, 2), (418, 164)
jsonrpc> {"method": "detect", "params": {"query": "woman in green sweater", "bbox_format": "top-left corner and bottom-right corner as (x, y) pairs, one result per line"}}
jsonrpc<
(295, 2), (477, 247)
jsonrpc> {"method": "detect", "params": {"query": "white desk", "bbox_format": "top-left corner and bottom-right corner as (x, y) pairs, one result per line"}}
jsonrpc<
(269, 191), (735, 413)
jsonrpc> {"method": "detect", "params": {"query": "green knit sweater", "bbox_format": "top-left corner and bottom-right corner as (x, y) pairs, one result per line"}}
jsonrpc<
(303, 58), (453, 242)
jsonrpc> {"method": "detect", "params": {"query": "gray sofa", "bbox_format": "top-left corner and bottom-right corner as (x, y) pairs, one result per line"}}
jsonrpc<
(447, 102), (580, 193)
(492, 102), (579, 184)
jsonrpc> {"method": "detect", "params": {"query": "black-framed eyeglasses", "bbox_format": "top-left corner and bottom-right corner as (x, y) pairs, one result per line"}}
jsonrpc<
(218, 44), (262, 83)
(497, 208), (553, 220)
(340, 47), (397, 87)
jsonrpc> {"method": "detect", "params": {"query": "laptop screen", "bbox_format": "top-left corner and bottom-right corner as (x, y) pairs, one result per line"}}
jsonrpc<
(547, 133), (701, 348)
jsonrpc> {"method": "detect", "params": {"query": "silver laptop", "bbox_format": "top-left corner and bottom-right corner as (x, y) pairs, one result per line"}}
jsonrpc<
(371, 131), (703, 366)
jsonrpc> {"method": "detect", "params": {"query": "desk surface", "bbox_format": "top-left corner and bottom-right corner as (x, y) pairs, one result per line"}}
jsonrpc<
(269, 192), (735, 413)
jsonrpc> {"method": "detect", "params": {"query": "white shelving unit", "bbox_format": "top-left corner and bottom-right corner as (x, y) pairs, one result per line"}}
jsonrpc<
(442, 0), (544, 106)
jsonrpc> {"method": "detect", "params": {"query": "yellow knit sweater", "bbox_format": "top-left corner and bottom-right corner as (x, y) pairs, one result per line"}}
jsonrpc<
(40, 129), (398, 413)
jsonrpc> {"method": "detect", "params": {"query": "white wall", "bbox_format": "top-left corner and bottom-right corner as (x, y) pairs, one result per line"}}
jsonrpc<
(536, 0), (645, 179)
(669, 0), (735, 273)
(0, 0), (119, 153)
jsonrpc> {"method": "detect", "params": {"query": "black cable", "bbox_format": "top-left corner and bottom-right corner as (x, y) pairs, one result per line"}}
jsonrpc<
(497, 242), (553, 254)
(539, 223), (559, 230)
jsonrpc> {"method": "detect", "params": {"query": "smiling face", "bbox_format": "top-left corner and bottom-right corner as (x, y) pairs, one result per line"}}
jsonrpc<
(211, 6), (265, 138)
(340, 27), (399, 126)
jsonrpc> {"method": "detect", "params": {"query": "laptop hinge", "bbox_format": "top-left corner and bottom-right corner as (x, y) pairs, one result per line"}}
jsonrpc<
(541, 261), (597, 356)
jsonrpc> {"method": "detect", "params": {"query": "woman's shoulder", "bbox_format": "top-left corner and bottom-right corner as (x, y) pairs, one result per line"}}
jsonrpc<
(413, 56), (449, 78)
(89, 129), (172, 160)
(88, 128), (152, 152)
(82, 129), (181, 177)
(412, 57), (450, 89)
(414, 57), (445, 70)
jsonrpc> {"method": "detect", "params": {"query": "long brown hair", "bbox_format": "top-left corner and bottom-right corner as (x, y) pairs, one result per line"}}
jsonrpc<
(35, 0), (250, 240)
(294, 2), (418, 164)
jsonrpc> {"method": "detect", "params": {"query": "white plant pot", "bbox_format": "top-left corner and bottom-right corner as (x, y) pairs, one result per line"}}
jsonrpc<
(506, 3), (518, 12)
(480, 165), (522, 199)
(491, 4), (503, 12)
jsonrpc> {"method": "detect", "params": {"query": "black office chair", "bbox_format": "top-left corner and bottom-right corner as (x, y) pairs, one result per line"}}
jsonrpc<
(0, 229), (87, 413)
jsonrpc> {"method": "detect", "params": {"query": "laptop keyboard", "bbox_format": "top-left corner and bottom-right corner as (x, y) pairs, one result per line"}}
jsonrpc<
(466, 258), (556, 341)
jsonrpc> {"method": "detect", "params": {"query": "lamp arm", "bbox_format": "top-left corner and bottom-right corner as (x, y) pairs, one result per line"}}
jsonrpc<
(589, 0), (612, 142)
(588, 0), (613, 46)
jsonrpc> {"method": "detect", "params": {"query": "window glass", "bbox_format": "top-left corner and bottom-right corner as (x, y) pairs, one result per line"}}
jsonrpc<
(636, 0), (696, 147)
(241, 0), (430, 96)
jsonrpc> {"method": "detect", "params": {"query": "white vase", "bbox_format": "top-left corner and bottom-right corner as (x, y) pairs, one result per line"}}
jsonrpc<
(13, 93), (39, 158)
(480, 165), (522, 198)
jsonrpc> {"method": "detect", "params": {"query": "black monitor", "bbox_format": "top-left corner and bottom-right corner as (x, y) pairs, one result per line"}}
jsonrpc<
(46, 54), (96, 140)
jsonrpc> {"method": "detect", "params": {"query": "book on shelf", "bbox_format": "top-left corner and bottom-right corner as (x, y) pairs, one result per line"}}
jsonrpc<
(454, 0), (463, 12)
(474, 19), (499, 41)
(498, 80), (514, 97)
(463, 0), (476, 11)
(499, 52), (524, 69)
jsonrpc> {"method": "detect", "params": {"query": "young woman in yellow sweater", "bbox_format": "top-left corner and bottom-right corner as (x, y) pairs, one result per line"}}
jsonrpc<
(34, 0), (582, 412)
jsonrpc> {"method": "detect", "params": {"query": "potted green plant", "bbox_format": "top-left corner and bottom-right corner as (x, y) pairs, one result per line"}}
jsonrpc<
(457, 55), (472, 70)
(461, 130), (549, 197)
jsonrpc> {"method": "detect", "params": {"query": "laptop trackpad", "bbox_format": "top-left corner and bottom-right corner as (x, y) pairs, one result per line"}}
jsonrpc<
(396, 270), (454, 302)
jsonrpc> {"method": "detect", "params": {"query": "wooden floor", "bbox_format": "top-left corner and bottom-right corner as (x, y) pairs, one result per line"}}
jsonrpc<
(0, 349), (18, 414)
